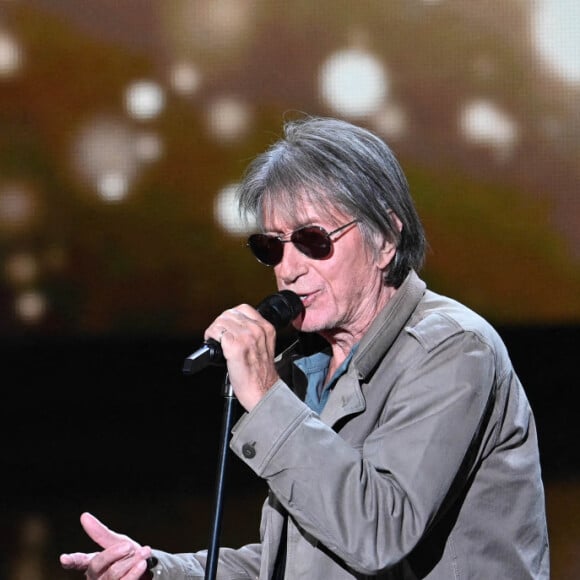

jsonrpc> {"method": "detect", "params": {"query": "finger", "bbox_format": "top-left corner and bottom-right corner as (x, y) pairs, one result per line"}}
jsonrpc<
(222, 308), (272, 341)
(224, 304), (261, 325)
(205, 305), (261, 338)
(80, 512), (134, 550)
(59, 551), (96, 570)
(87, 542), (151, 579)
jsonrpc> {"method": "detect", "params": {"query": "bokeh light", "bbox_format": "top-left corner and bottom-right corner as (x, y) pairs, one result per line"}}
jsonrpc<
(0, 29), (23, 77)
(4, 252), (38, 286)
(71, 117), (143, 202)
(0, 182), (42, 235)
(125, 80), (166, 120)
(14, 289), (46, 324)
(459, 99), (519, 160)
(532, 0), (580, 84)
(319, 47), (388, 118)
(372, 103), (408, 140)
(207, 97), (253, 143)
(169, 61), (202, 96)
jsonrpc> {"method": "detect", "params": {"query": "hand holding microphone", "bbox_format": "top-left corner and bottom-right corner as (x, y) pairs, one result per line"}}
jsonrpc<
(182, 290), (303, 410)
(183, 290), (303, 375)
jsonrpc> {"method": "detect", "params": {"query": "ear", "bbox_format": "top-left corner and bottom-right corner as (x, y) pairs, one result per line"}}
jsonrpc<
(376, 237), (396, 270)
(376, 212), (402, 269)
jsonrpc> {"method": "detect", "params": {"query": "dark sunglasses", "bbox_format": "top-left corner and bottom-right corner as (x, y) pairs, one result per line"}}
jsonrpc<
(247, 219), (358, 266)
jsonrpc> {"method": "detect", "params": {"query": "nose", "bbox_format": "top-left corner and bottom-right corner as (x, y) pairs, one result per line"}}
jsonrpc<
(274, 240), (308, 284)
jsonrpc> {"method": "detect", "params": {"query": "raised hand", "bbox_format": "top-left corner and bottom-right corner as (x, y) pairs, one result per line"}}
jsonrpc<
(60, 512), (153, 579)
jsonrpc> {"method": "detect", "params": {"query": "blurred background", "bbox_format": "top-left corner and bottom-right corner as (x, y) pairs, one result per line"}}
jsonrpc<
(1, 0), (578, 578)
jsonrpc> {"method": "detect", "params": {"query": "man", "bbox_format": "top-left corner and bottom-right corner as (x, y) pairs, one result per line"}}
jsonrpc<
(61, 116), (550, 579)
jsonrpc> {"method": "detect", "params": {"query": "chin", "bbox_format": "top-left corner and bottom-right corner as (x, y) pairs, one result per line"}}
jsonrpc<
(298, 314), (330, 335)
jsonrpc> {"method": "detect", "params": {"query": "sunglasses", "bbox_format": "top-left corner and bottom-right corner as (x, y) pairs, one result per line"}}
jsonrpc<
(247, 219), (358, 266)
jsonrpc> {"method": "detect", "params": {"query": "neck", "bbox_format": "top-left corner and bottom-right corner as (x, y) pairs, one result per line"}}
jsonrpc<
(321, 284), (397, 376)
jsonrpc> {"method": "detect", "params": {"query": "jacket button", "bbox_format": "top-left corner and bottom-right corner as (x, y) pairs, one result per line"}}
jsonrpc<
(242, 442), (256, 458)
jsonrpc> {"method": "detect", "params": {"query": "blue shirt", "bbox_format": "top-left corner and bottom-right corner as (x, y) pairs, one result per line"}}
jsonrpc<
(295, 346), (358, 415)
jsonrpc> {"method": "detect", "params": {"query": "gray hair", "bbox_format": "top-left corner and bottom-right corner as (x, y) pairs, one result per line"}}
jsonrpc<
(237, 115), (426, 287)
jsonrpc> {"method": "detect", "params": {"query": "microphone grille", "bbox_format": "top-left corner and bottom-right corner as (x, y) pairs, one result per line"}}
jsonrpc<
(257, 290), (303, 328)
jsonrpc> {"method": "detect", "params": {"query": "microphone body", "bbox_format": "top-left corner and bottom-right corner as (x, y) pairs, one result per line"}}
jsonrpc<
(182, 290), (303, 375)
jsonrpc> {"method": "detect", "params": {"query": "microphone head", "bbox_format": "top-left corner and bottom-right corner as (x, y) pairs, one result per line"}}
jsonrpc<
(256, 290), (303, 328)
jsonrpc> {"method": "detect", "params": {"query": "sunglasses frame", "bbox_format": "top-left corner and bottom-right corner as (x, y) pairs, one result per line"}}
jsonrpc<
(247, 219), (358, 266)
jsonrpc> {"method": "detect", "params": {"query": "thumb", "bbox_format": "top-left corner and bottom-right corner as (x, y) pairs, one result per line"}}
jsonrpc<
(80, 512), (140, 550)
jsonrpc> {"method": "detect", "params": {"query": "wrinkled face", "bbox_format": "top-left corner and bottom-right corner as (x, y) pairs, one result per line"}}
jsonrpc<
(261, 197), (396, 340)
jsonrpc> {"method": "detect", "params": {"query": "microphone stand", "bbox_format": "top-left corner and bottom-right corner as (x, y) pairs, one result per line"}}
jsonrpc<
(204, 374), (237, 580)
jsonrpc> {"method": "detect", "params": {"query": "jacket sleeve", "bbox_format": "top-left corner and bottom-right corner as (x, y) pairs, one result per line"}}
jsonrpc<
(151, 542), (262, 579)
(229, 328), (498, 574)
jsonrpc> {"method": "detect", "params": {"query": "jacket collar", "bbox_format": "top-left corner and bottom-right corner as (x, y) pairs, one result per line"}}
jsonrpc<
(320, 270), (426, 426)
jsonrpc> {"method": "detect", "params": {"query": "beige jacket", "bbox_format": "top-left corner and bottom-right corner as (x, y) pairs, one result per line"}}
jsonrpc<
(153, 271), (549, 579)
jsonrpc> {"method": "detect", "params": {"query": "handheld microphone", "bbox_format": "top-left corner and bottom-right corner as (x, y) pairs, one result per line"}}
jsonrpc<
(182, 290), (303, 375)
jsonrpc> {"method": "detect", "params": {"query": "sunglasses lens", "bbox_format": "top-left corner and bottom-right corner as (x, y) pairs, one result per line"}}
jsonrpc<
(292, 227), (332, 259)
(247, 234), (283, 266)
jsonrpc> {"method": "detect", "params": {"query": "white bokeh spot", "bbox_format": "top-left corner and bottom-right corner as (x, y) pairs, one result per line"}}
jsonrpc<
(125, 81), (166, 120)
(460, 99), (519, 160)
(320, 48), (388, 118)
(532, 0), (580, 84)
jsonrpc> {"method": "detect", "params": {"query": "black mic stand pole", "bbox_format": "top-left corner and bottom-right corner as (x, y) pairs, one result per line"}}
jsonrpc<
(204, 373), (237, 580)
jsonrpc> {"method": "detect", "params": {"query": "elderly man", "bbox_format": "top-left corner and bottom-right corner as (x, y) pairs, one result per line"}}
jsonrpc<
(61, 116), (549, 579)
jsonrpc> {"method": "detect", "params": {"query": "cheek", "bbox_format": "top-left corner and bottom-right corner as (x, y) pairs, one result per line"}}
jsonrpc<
(337, 252), (374, 287)
(332, 253), (381, 305)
